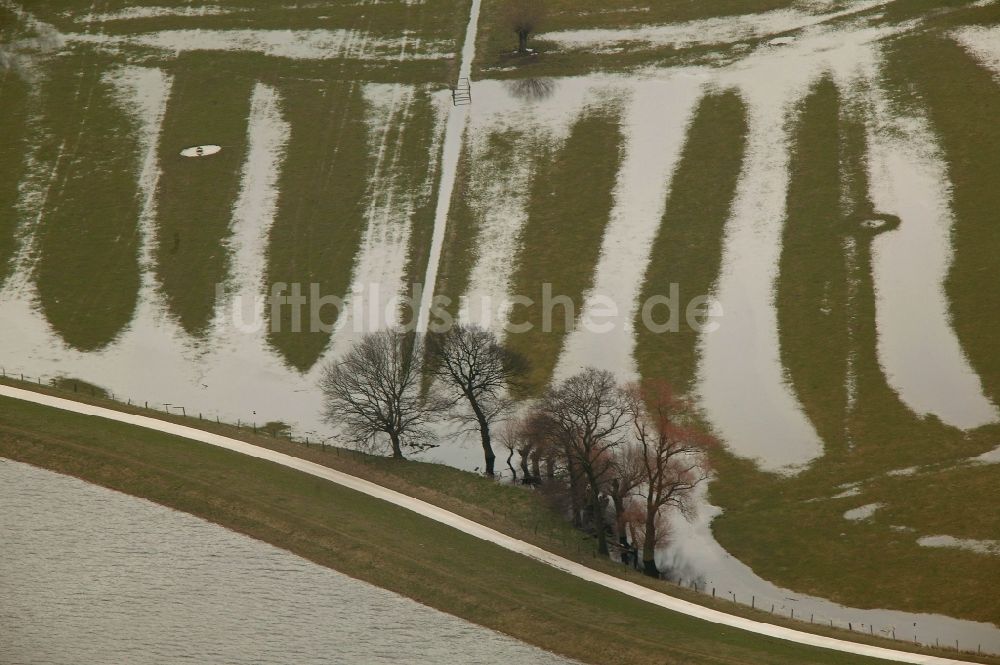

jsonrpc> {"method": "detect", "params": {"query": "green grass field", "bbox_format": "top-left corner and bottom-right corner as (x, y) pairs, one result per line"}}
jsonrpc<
(4, 392), (988, 665)
(634, 90), (748, 393)
(32, 50), (144, 350)
(265, 78), (369, 369)
(505, 105), (624, 392)
(0, 53), (28, 289)
(154, 56), (254, 336)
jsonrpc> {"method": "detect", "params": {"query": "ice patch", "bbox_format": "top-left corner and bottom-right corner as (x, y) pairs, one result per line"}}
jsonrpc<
(65, 29), (450, 61)
(867, 86), (999, 429)
(552, 76), (702, 384)
(538, 0), (890, 52)
(213, 82), (289, 342)
(953, 26), (1000, 81)
(832, 485), (862, 499)
(918, 535), (1000, 556)
(843, 502), (882, 521)
(971, 444), (1000, 465)
(75, 6), (241, 22)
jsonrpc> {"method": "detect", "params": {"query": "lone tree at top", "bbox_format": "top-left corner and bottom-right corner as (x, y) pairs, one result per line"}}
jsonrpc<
(504, 0), (546, 54)
(320, 330), (442, 459)
(427, 324), (527, 476)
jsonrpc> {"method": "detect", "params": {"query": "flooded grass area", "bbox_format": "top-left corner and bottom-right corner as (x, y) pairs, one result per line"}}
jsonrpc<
(265, 78), (369, 370)
(504, 105), (624, 393)
(776, 76), (852, 454)
(2, 0), (999, 643)
(708, 43), (1000, 623)
(633, 90), (748, 393)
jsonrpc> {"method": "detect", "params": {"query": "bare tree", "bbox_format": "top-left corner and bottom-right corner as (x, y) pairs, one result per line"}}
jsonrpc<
(497, 418), (521, 482)
(541, 368), (629, 555)
(622, 502), (671, 566)
(427, 324), (527, 476)
(504, 0), (546, 54)
(624, 380), (716, 577)
(607, 443), (645, 547)
(320, 330), (442, 459)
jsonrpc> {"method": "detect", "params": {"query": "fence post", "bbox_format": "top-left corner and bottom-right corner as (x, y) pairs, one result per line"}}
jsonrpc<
(751, 596), (755, 609)
(712, 587), (715, 598)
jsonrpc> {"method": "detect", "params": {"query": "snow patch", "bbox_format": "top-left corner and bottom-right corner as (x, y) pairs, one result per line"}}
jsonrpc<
(75, 6), (241, 22)
(65, 29), (450, 61)
(538, 0), (890, 52)
(953, 26), (1000, 81)
(867, 84), (999, 429)
(214, 81), (289, 341)
(918, 535), (1000, 556)
(552, 76), (703, 384)
(843, 502), (882, 521)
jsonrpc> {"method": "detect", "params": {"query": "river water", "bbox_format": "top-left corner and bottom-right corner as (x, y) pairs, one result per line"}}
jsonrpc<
(0, 459), (575, 665)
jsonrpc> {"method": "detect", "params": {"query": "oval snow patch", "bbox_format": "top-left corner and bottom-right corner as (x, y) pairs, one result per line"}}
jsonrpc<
(180, 144), (222, 157)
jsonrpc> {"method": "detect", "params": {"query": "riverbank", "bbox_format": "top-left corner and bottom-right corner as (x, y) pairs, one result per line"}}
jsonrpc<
(0, 381), (994, 664)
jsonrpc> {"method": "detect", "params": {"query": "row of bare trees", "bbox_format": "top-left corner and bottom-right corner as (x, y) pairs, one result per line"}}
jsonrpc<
(320, 327), (715, 577)
(500, 369), (715, 575)
(319, 326), (525, 476)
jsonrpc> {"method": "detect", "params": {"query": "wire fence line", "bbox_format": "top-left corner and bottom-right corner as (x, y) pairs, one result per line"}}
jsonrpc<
(0, 367), (336, 450)
(0, 368), (994, 658)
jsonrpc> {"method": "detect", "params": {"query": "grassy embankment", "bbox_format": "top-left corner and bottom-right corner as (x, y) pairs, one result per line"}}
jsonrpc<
(708, 53), (1000, 625)
(32, 49), (144, 351)
(2, 374), (995, 664)
(3, 388), (988, 665)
